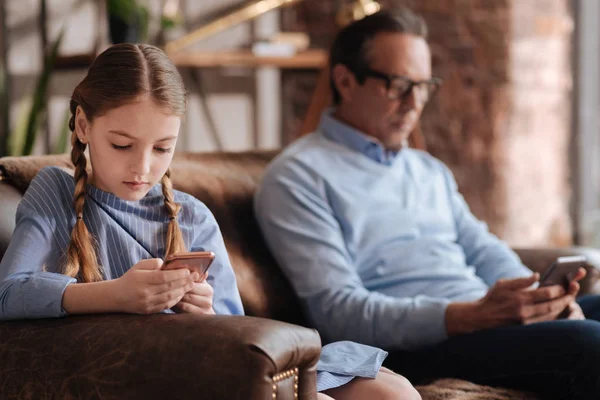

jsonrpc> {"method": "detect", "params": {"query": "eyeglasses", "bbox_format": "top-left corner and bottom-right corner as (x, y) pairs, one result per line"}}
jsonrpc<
(362, 67), (442, 102)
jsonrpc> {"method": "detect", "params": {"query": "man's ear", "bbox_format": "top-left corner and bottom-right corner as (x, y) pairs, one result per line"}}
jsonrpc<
(74, 106), (90, 144)
(332, 64), (358, 103)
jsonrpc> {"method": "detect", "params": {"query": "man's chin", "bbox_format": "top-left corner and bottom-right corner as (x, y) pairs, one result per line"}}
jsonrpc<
(384, 132), (412, 151)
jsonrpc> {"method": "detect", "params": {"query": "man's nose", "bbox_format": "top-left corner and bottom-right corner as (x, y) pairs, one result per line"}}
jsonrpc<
(400, 86), (424, 112)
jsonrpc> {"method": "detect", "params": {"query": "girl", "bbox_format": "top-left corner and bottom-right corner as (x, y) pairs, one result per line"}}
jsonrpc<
(0, 43), (419, 400)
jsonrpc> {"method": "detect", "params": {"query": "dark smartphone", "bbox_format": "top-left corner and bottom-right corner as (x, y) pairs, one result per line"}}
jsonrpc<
(539, 256), (587, 289)
(162, 251), (215, 276)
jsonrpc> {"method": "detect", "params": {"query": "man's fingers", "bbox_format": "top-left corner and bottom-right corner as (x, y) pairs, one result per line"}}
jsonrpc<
(567, 280), (580, 296)
(496, 274), (539, 291)
(521, 295), (574, 322)
(523, 312), (558, 325)
(567, 303), (585, 320)
(526, 285), (565, 303)
(573, 268), (587, 282)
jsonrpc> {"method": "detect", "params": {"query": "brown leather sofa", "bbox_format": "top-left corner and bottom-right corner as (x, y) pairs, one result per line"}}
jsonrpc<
(1, 151), (600, 400)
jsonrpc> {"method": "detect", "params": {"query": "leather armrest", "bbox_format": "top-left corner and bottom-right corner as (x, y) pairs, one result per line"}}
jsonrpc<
(0, 314), (321, 400)
(513, 247), (600, 295)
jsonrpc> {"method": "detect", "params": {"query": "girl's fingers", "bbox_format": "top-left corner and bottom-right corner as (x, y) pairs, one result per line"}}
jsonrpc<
(152, 276), (195, 295)
(176, 299), (215, 315)
(181, 293), (213, 309)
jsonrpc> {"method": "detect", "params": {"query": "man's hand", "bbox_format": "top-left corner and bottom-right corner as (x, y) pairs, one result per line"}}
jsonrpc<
(564, 300), (586, 320)
(561, 269), (587, 320)
(446, 268), (586, 335)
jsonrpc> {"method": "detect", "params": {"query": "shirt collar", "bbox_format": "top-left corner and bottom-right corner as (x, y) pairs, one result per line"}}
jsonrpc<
(318, 108), (399, 165)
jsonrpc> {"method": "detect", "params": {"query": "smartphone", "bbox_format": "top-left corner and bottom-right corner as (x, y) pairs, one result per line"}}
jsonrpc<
(162, 251), (215, 276)
(539, 256), (587, 289)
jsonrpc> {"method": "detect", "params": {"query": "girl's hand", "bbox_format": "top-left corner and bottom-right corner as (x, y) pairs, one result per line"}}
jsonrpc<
(173, 272), (215, 315)
(113, 258), (197, 314)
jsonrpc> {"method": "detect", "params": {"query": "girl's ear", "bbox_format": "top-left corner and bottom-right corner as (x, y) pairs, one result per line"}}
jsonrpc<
(75, 106), (90, 144)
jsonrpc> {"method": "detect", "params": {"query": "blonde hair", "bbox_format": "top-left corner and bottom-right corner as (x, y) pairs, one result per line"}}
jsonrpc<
(65, 43), (187, 282)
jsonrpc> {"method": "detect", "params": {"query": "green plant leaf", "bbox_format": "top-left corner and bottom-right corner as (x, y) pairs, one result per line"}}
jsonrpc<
(138, 5), (150, 42)
(160, 14), (182, 30)
(107, 0), (139, 24)
(5, 0), (87, 157)
(21, 27), (65, 156)
(8, 97), (32, 156)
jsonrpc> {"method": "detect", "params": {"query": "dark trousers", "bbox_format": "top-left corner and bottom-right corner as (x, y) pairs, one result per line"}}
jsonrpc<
(384, 295), (600, 400)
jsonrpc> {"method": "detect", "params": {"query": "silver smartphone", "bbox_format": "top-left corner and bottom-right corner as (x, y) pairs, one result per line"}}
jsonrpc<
(539, 256), (587, 289)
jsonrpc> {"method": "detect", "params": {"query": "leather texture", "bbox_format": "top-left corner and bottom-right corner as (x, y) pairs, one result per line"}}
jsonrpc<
(0, 314), (320, 400)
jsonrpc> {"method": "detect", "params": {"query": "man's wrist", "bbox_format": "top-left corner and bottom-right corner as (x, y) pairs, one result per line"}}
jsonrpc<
(445, 301), (480, 336)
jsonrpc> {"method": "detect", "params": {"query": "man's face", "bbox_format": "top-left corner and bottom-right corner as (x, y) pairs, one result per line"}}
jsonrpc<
(334, 32), (432, 151)
(75, 96), (181, 201)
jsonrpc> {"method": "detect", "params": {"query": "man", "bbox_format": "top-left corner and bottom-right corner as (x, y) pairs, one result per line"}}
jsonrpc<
(254, 8), (600, 399)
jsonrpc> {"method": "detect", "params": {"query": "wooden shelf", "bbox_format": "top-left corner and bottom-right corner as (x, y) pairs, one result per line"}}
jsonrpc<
(54, 53), (96, 71)
(168, 49), (327, 69)
(52, 49), (328, 71)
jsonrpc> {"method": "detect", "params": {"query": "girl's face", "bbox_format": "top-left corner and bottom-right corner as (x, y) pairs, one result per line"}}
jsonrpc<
(75, 96), (181, 201)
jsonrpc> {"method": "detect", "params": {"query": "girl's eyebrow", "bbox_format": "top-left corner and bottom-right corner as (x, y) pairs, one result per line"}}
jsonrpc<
(109, 130), (177, 142)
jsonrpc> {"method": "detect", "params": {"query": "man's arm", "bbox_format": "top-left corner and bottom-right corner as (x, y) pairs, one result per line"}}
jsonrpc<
(441, 164), (532, 285)
(254, 164), (450, 350)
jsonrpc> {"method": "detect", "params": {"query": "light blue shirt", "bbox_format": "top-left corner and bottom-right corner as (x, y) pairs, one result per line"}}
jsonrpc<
(254, 110), (531, 351)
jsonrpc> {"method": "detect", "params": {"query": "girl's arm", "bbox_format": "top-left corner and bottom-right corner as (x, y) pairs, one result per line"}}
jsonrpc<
(0, 200), (76, 320)
(61, 280), (119, 314)
(62, 258), (195, 315)
(188, 202), (244, 316)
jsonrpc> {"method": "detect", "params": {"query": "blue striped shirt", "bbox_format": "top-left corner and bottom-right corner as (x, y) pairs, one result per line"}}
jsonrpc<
(0, 166), (243, 319)
(254, 110), (531, 351)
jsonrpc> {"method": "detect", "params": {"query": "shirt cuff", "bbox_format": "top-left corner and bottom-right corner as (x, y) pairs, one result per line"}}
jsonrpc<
(405, 296), (451, 349)
(23, 272), (77, 318)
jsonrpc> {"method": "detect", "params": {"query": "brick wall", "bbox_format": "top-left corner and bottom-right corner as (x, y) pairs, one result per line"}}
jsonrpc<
(282, 0), (573, 246)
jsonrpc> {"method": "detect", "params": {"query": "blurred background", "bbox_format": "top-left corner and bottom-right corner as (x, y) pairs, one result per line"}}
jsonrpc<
(0, 0), (598, 251)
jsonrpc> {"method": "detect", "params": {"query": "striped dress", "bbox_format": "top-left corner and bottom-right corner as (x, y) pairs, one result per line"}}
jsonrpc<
(0, 166), (387, 391)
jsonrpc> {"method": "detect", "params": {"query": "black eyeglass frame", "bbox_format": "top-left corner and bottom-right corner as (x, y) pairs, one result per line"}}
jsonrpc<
(361, 67), (443, 101)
